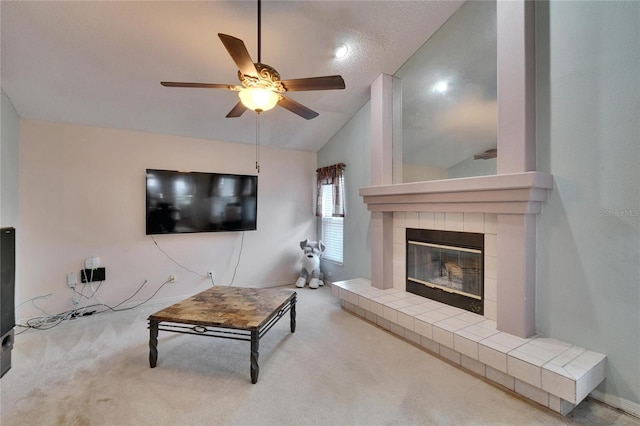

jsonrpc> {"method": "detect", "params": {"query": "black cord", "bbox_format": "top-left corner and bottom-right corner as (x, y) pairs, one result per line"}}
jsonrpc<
(151, 235), (207, 278)
(105, 280), (170, 312)
(109, 280), (148, 309)
(228, 232), (245, 286)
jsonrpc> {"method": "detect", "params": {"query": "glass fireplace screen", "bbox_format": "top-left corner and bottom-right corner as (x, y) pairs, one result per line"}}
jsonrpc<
(407, 241), (482, 300)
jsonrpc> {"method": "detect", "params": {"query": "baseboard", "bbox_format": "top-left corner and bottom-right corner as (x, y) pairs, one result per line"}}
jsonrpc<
(590, 390), (640, 418)
(251, 280), (297, 289)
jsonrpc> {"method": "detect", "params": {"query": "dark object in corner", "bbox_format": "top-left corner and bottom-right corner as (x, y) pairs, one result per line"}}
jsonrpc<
(1, 227), (16, 378)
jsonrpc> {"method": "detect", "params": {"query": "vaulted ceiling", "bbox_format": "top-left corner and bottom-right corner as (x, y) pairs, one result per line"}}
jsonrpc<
(1, 1), (463, 152)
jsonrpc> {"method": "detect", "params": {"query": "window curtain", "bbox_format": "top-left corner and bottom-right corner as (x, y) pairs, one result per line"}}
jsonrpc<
(316, 163), (346, 217)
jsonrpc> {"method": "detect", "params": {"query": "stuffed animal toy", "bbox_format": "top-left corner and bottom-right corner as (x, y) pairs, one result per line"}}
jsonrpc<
(295, 239), (325, 289)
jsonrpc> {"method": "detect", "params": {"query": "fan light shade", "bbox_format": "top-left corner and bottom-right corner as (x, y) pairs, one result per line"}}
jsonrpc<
(239, 88), (279, 112)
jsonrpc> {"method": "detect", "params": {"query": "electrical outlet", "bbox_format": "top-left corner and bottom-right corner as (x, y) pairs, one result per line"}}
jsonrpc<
(67, 272), (77, 288)
(169, 274), (177, 283)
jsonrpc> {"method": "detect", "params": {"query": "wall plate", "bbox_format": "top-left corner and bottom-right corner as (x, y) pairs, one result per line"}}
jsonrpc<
(81, 267), (106, 283)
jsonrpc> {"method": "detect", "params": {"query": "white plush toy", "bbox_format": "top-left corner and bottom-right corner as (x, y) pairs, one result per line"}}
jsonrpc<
(295, 239), (325, 289)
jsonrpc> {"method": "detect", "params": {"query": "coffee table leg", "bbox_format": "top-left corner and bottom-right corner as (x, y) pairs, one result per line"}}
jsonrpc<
(290, 300), (297, 333)
(149, 320), (159, 368)
(250, 330), (259, 384)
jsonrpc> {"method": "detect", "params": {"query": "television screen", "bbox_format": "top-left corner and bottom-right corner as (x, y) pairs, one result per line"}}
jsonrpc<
(146, 169), (257, 234)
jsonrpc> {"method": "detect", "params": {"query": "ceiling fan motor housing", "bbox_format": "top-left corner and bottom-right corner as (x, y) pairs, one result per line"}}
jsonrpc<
(239, 63), (285, 93)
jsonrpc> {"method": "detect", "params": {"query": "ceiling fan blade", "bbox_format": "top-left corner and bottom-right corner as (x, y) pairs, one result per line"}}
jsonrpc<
(280, 76), (346, 92)
(226, 101), (248, 118)
(161, 82), (239, 90)
(278, 96), (319, 120)
(218, 34), (258, 77)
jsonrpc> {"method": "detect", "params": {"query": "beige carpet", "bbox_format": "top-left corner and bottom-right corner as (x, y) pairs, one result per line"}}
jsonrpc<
(0, 284), (636, 426)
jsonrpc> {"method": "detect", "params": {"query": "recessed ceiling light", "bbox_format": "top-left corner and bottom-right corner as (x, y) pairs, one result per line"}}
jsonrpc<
(433, 80), (449, 94)
(335, 43), (349, 59)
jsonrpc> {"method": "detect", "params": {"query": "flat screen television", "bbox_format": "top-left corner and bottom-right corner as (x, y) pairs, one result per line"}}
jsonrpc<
(146, 169), (258, 234)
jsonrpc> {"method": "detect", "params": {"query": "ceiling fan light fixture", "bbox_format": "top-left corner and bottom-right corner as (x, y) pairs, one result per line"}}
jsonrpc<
(239, 87), (280, 112)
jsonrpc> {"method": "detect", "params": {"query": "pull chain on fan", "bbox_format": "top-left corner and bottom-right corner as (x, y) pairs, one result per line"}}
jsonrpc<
(255, 114), (260, 173)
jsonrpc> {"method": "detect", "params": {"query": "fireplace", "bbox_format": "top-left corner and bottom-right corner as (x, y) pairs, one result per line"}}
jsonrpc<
(406, 228), (484, 315)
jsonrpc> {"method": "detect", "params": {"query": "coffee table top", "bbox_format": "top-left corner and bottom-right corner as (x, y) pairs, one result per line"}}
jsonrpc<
(148, 286), (296, 330)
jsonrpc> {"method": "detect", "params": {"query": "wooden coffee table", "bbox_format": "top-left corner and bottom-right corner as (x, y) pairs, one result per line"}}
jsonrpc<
(148, 286), (296, 383)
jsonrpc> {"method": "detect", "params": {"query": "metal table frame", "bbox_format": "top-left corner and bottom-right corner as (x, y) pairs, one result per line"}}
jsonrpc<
(148, 291), (296, 383)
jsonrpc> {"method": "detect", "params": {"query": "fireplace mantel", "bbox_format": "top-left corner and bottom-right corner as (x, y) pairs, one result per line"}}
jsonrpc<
(359, 172), (553, 215)
(360, 171), (554, 338)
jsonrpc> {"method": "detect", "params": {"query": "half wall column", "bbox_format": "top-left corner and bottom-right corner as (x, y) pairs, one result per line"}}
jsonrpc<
(370, 74), (394, 289)
(496, 0), (537, 337)
(497, 214), (536, 337)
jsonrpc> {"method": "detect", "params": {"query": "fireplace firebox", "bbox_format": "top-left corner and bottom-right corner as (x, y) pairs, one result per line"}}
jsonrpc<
(406, 229), (484, 314)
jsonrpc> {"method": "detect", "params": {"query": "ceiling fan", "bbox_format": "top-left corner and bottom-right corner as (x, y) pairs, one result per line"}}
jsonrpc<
(161, 0), (346, 120)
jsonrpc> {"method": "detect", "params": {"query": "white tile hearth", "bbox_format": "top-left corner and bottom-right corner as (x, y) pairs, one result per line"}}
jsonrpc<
(331, 278), (606, 416)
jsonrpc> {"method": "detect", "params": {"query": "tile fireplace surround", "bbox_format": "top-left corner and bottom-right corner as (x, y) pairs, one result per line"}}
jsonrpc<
(350, 4), (607, 413)
(332, 278), (606, 416)
(335, 173), (606, 415)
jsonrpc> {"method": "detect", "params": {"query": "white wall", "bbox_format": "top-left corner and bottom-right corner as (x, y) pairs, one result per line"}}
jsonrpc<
(317, 101), (371, 282)
(1, 90), (20, 228)
(535, 1), (640, 410)
(17, 119), (317, 320)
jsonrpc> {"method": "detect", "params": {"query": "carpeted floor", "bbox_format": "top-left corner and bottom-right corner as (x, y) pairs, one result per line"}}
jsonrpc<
(1, 284), (637, 426)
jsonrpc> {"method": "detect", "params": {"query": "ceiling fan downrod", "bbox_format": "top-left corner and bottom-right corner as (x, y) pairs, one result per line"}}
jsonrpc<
(257, 0), (261, 63)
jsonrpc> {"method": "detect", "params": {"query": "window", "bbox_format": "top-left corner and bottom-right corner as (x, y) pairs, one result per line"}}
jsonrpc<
(316, 163), (346, 265)
(321, 184), (343, 264)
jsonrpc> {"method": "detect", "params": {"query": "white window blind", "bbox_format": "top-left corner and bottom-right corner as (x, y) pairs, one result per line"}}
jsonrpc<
(321, 184), (344, 264)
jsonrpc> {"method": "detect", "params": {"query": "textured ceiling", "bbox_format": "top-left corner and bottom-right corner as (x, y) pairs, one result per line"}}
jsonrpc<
(1, 1), (463, 152)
